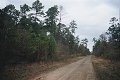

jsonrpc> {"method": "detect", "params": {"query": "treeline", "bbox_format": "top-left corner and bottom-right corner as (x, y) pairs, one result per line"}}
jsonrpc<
(0, 0), (90, 67)
(93, 17), (120, 61)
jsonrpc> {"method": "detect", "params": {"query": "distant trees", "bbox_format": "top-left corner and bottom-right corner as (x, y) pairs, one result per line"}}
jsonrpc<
(107, 17), (120, 60)
(32, 0), (44, 18)
(69, 20), (77, 34)
(93, 33), (108, 56)
(93, 17), (120, 60)
(108, 17), (120, 50)
(79, 38), (90, 55)
(81, 38), (88, 47)
(0, 0), (90, 67)
(20, 4), (30, 17)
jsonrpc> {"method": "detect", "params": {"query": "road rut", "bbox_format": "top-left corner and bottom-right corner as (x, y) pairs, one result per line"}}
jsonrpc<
(33, 55), (96, 80)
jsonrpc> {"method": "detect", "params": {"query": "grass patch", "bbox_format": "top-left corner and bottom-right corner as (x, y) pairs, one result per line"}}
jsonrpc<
(0, 55), (83, 80)
(92, 57), (120, 80)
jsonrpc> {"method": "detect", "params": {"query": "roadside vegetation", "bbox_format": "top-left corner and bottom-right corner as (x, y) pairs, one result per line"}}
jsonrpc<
(1, 55), (83, 80)
(93, 17), (120, 60)
(93, 57), (120, 80)
(0, 0), (90, 80)
(92, 17), (120, 80)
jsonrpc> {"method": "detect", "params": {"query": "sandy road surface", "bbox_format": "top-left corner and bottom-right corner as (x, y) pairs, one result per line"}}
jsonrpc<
(33, 55), (96, 80)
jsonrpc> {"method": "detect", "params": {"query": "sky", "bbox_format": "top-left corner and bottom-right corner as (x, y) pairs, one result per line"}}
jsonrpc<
(0, 0), (120, 51)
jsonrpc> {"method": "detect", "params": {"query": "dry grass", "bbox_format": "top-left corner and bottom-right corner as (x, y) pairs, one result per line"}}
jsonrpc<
(92, 56), (120, 80)
(0, 55), (83, 80)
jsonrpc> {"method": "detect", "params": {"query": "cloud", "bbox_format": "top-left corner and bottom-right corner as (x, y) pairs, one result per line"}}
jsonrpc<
(60, 0), (119, 51)
(106, 0), (120, 8)
(0, 0), (9, 8)
(0, 0), (119, 51)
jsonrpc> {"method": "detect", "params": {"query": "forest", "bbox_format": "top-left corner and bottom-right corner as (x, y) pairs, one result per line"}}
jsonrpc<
(0, 0), (120, 80)
(93, 17), (120, 61)
(0, 0), (90, 68)
(92, 17), (120, 80)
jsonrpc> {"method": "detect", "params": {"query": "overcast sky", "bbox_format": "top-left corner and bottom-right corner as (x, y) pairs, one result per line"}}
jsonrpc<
(0, 0), (120, 51)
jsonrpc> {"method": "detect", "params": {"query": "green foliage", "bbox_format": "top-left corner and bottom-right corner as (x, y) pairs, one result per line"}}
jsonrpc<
(0, 0), (89, 68)
(20, 4), (31, 16)
(79, 44), (90, 55)
(81, 38), (88, 47)
(69, 20), (77, 34)
(93, 40), (108, 56)
(32, 0), (44, 15)
(93, 17), (120, 60)
(45, 5), (59, 37)
(108, 17), (120, 49)
(48, 35), (56, 59)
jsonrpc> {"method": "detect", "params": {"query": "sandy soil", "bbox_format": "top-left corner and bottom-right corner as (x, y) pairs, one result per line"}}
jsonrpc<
(32, 55), (96, 80)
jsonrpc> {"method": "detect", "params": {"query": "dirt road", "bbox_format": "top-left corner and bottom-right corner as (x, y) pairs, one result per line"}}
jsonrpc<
(33, 55), (96, 80)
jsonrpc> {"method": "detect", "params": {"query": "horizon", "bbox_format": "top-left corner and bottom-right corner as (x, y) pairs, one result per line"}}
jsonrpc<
(0, 0), (120, 51)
